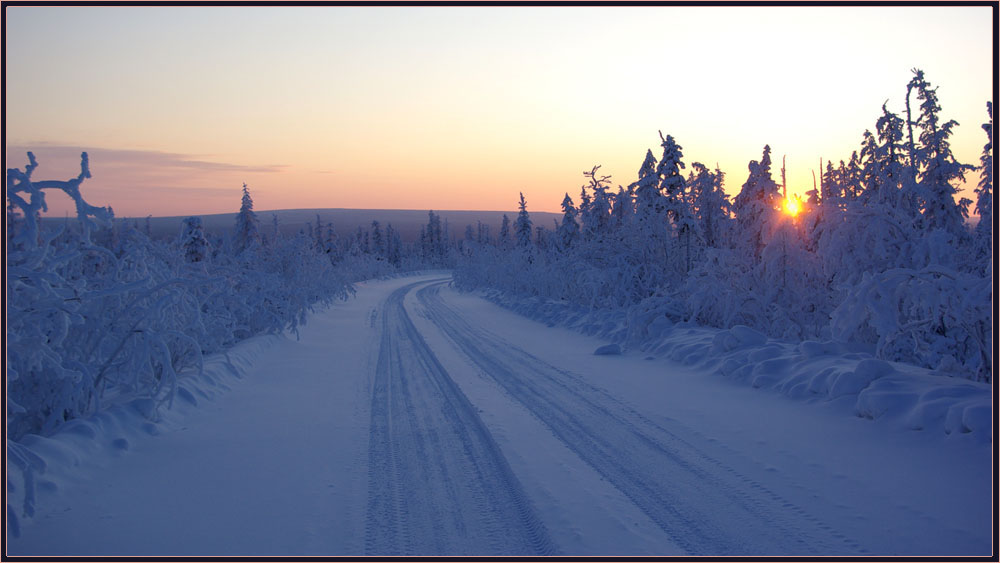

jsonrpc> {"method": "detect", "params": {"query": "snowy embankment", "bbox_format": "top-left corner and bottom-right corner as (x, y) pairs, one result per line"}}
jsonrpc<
(477, 289), (992, 443)
(5, 334), (282, 538)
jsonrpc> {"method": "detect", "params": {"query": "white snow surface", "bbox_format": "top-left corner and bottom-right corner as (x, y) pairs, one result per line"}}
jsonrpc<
(484, 289), (993, 440)
(5, 273), (992, 556)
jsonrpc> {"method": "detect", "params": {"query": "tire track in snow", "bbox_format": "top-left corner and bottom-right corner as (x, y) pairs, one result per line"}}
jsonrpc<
(418, 281), (868, 556)
(364, 281), (555, 556)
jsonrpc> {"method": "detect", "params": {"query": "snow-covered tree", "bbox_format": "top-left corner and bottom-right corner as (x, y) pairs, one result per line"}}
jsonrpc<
(759, 213), (825, 339)
(385, 223), (402, 266)
(873, 103), (910, 210)
(476, 221), (491, 245)
(371, 220), (385, 258)
(557, 193), (580, 251)
(233, 183), (261, 254)
(974, 101), (993, 270)
(499, 214), (512, 250)
(180, 216), (210, 263)
(656, 132), (687, 225)
(732, 145), (781, 258)
(611, 185), (633, 229)
(272, 213), (281, 242)
(909, 69), (973, 236)
(630, 149), (661, 227)
(688, 162), (730, 249)
(324, 222), (338, 255)
(515, 193), (533, 248)
(581, 166), (612, 241)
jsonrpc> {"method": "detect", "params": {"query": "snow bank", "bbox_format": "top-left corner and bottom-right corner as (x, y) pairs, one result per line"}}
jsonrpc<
(475, 289), (992, 443)
(5, 333), (282, 537)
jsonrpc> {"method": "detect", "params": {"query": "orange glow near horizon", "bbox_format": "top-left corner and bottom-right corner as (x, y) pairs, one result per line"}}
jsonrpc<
(4, 6), (992, 219)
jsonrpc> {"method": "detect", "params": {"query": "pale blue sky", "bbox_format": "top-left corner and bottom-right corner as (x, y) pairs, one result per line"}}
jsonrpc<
(5, 5), (994, 216)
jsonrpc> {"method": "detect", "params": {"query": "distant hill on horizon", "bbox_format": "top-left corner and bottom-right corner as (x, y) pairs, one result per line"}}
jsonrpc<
(43, 208), (563, 243)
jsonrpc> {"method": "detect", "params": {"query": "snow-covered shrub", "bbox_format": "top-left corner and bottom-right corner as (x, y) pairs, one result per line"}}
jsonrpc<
(830, 267), (992, 382)
(679, 248), (767, 333)
(5, 155), (362, 440)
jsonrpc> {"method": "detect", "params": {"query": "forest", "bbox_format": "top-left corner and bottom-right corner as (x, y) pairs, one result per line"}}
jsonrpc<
(5, 69), (993, 443)
(453, 70), (993, 384)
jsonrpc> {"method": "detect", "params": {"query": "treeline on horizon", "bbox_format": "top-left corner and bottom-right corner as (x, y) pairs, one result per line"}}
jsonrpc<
(4, 69), (992, 446)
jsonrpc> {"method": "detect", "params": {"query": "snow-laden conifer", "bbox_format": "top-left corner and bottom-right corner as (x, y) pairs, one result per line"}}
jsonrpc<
(558, 193), (580, 251)
(499, 214), (512, 250)
(515, 193), (533, 248)
(909, 69), (973, 236)
(233, 183), (261, 254)
(732, 145), (781, 258)
(974, 101), (993, 270)
(180, 216), (210, 263)
(630, 149), (661, 226)
(372, 220), (385, 258)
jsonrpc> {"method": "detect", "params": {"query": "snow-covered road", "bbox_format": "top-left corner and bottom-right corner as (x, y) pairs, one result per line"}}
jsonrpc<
(364, 281), (553, 555)
(7, 274), (992, 556)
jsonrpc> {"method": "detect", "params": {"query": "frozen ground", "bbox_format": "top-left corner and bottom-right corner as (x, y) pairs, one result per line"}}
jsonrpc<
(5, 274), (992, 556)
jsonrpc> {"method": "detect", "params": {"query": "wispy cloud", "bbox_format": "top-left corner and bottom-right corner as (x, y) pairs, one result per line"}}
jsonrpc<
(5, 144), (287, 174)
(5, 143), (288, 216)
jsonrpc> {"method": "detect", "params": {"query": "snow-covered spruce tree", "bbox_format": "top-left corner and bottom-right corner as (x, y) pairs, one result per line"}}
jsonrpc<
(580, 166), (613, 242)
(558, 193), (580, 251)
(386, 223), (402, 266)
(535, 225), (549, 251)
(873, 102), (910, 210)
(630, 149), (661, 229)
(515, 193), (533, 248)
(324, 222), (338, 256)
(625, 145), (669, 298)
(462, 224), (476, 255)
(180, 216), (210, 263)
(843, 151), (862, 201)
(731, 145), (781, 258)
(908, 69), (974, 238)
(818, 122), (919, 288)
(476, 221), (488, 245)
(974, 101), (993, 272)
(233, 183), (261, 254)
(313, 214), (324, 251)
(371, 220), (385, 259)
(688, 162), (731, 249)
(657, 132), (698, 275)
(611, 185), (633, 229)
(425, 210), (444, 262)
(657, 133), (687, 223)
(858, 130), (880, 203)
(498, 214), (512, 250)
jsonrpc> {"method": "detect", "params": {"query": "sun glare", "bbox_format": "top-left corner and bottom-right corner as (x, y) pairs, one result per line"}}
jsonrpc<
(783, 195), (802, 217)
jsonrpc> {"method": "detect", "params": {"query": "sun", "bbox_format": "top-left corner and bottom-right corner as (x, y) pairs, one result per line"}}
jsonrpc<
(783, 195), (802, 217)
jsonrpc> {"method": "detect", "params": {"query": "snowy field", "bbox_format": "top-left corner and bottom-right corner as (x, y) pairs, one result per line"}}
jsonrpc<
(5, 273), (992, 556)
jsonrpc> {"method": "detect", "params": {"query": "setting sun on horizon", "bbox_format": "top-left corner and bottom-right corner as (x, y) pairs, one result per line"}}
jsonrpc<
(783, 195), (803, 218)
(4, 5), (993, 218)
